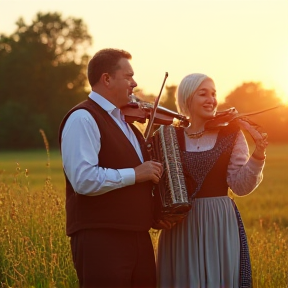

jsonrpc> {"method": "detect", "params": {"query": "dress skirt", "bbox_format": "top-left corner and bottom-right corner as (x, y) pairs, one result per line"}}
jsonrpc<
(156, 196), (241, 288)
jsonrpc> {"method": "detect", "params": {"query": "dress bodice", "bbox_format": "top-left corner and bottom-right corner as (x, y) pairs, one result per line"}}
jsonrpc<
(176, 125), (239, 199)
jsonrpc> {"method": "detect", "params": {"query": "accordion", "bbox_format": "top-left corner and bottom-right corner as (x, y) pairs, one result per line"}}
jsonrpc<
(151, 125), (191, 229)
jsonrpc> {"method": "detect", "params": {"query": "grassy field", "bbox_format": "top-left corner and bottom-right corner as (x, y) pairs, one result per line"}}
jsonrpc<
(0, 144), (288, 287)
(0, 149), (65, 191)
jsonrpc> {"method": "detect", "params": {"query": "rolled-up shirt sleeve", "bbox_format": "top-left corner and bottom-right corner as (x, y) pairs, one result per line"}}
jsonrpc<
(61, 109), (136, 196)
(227, 130), (265, 196)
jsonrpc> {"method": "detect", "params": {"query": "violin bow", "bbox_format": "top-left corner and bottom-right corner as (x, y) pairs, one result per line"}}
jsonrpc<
(144, 72), (169, 141)
(229, 104), (284, 120)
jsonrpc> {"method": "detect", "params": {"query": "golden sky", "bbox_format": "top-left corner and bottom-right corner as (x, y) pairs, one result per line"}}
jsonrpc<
(1, 0), (288, 103)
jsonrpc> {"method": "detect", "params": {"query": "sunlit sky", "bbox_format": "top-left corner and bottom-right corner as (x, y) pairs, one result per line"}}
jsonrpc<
(1, 0), (288, 103)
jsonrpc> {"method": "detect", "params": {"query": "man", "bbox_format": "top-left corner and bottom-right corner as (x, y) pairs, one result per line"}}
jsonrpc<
(59, 48), (162, 287)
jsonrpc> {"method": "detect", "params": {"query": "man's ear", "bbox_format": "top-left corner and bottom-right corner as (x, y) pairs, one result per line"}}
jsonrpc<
(101, 73), (111, 87)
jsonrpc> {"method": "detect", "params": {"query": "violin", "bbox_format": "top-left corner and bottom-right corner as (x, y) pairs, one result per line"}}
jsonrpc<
(121, 96), (189, 127)
(204, 106), (281, 130)
(205, 107), (238, 130)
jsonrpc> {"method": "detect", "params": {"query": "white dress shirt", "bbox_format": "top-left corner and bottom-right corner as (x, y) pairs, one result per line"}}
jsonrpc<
(61, 91), (144, 196)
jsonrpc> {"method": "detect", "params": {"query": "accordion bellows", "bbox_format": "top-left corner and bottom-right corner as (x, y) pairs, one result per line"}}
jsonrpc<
(152, 125), (191, 229)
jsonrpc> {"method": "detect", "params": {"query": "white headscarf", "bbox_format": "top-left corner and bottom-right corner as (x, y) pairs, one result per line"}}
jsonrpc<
(176, 73), (208, 117)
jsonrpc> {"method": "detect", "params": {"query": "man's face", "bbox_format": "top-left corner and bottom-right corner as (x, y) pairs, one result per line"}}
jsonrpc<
(109, 58), (137, 108)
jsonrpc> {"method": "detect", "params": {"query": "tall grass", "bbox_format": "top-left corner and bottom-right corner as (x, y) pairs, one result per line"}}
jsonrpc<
(0, 164), (77, 288)
(0, 144), (287, 287)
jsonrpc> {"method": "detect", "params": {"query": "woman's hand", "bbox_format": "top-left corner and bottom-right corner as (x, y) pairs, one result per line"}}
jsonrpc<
(236, 117), (268, 160)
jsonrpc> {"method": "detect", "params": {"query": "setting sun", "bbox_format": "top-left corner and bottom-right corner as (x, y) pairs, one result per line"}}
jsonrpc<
(277, 88), (288, 105)
(273, 62), (288, 105)
(276, 57), (288, 104)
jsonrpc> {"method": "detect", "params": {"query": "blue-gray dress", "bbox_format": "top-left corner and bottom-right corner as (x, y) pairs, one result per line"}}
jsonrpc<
(156, 125), (252, 288)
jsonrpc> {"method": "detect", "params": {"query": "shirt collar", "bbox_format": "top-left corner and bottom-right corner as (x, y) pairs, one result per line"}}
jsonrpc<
(88, 91), (116, 115)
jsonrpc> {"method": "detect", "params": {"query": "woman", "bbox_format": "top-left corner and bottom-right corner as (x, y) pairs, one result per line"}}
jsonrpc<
(156, 73), (267, 288)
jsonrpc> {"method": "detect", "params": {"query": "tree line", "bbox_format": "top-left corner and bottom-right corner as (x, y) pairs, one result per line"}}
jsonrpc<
(0, 12), (91, 149)
(0, 12), (287, 150)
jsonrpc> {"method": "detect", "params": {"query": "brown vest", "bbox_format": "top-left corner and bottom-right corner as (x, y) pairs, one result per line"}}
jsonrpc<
(59, 98), (153, 236)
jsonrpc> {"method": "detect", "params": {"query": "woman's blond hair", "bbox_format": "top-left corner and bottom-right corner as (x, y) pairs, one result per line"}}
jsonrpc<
(175, 73), (209, 117)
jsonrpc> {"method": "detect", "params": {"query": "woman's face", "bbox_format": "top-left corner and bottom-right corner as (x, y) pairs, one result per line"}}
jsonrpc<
(188, 78), (217, 120)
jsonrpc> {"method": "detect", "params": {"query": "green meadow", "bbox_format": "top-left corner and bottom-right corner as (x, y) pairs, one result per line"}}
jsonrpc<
(0, 145), (288, 287)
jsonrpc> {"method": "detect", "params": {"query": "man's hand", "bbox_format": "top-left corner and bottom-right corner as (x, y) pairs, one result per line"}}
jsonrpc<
(134, 160), (163, 184)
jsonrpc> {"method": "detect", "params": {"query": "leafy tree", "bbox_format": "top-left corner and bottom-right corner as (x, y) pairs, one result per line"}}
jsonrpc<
(218, 82), (282, 112)
(0, 12), (92, 149)
(160, 85), (177, 112)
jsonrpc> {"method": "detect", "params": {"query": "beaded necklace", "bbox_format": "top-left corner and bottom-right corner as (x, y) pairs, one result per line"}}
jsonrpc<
(184, 129), (205, 139)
